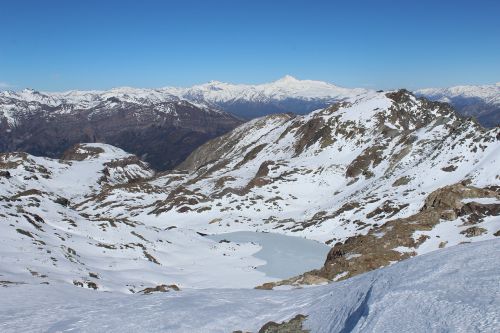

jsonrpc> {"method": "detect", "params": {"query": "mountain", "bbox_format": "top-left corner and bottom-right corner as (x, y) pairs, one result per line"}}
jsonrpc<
(1, 239), (498, 332)
(1, 90), (498, 296)
(417, 83), (500, 127)
(0, 88), (242, 170)
(167, 75), (369, 118)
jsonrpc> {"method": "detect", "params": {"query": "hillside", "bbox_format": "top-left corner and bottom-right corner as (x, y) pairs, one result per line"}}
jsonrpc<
(2, 79), (497, 172)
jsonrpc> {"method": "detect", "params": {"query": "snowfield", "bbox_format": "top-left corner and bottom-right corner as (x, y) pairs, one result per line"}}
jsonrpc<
(0, 239), (498, 333)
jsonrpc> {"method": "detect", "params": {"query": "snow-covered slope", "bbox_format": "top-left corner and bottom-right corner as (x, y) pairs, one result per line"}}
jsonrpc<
(86, 89), (500, 285)
(1, 239), (498, 332)
(417, 83), (500, 127)
(0, 144), (280, 292)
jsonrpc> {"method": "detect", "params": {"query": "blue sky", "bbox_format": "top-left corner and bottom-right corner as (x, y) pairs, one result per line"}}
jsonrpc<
(1, 0), (499, 91)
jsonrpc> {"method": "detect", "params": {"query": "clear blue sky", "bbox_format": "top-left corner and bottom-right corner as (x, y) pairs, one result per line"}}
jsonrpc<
(1, 0), (499, 91)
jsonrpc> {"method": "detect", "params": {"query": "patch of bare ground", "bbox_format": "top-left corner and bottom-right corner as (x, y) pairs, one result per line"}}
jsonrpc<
(61, 144), (104, 161)
(0, 280), (26, 287)
(140, 284), (180, 294)
(257, 314), (309, 333)
(150, 185), (208, 214)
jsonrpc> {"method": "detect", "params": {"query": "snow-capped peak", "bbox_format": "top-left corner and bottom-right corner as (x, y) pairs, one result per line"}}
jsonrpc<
(176, 76), (369, 107)
(274, 74), (299, 83)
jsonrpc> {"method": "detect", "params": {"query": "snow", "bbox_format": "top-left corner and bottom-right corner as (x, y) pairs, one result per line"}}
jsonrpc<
(2, 79), (498, 128)
(172, 75), (369, 104)
(2, 90), (497, 295)
(462, 197), (500, 204)
(0, 239), (498, 333)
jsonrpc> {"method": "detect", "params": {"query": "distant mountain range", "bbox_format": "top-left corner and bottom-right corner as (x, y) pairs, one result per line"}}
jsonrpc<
(416, 83), (500, 127)
(1, 77), (498, 171)
(166, 75), (369, 118)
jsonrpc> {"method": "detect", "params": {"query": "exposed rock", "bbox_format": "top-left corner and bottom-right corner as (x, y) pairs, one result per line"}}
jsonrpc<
(460, 226), (487, 238)
(258, 314), (309, 333)
(256, 273), (328, 290)
(346, 145), (384, 178)
(61, 144), (105, 161)
(236, 144), (268, 168)
(54, 197), (70, 207)
(441, 165), (457, 172)
(259, 184), (499, 289)
(294, 117), (332, 155)
(140, 284), (180, 294)
(0, 170), (11, 178)
(314, 184), (498, 281)
(392, 176), (411, 187)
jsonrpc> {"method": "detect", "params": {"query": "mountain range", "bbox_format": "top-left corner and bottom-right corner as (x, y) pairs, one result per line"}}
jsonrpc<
(1, 77), (498, 172)
(0, 81), (499, 331)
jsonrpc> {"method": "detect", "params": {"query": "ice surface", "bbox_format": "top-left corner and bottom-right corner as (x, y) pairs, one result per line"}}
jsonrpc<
(207, 231), (331, 279)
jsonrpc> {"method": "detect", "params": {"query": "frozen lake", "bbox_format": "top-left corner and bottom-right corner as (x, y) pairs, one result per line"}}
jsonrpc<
(207, 231), (331, 279)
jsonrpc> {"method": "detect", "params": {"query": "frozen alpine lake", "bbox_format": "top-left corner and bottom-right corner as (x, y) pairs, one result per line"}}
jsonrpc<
(207, 231), (331, 279)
